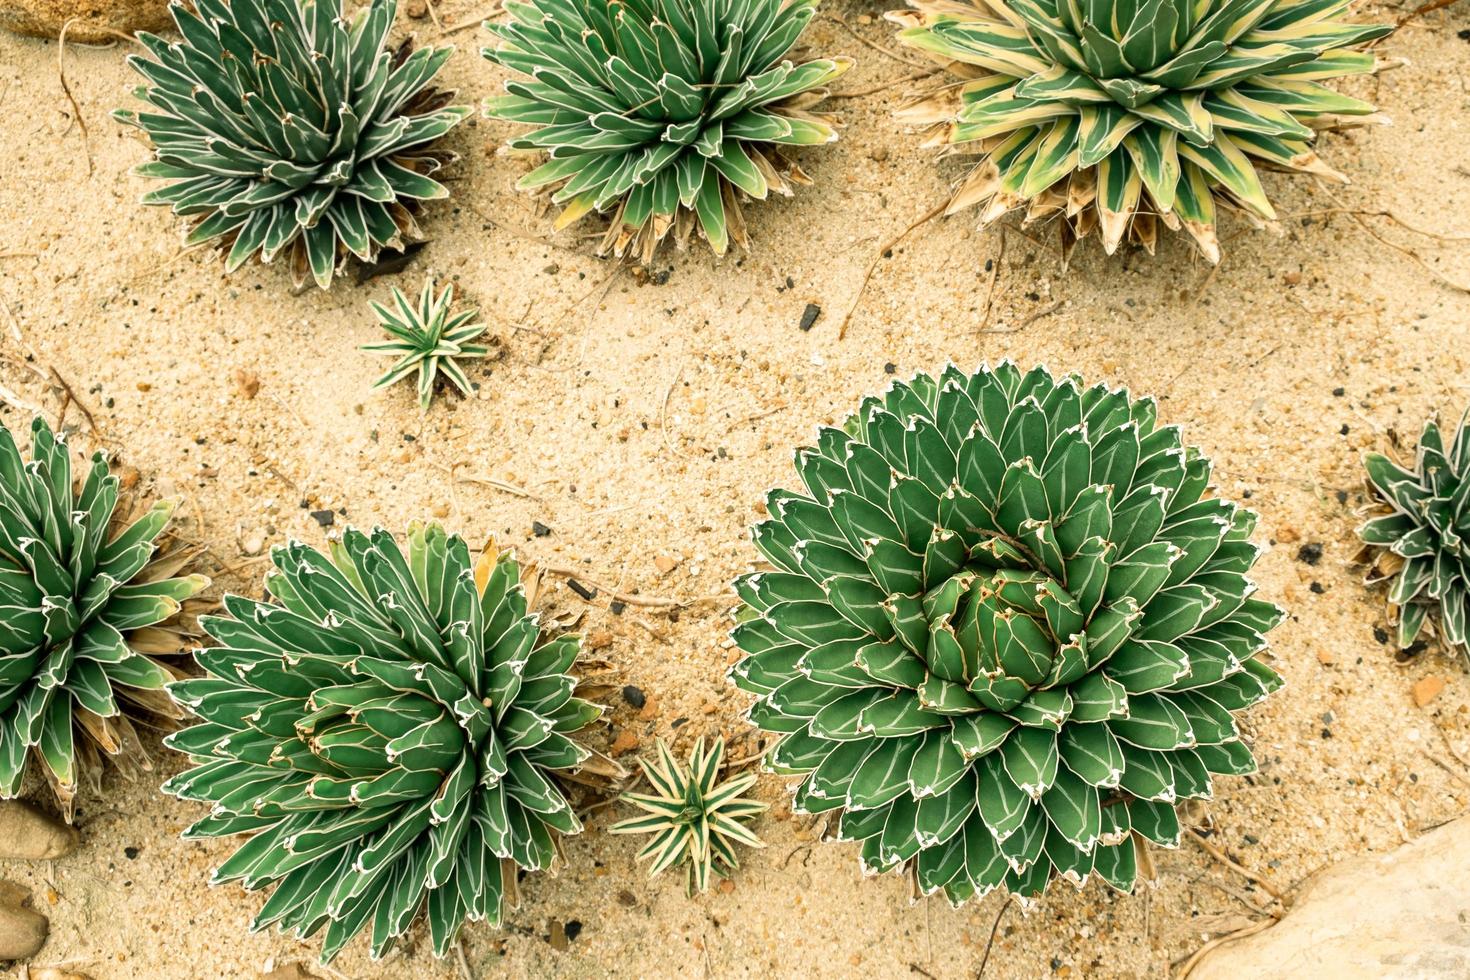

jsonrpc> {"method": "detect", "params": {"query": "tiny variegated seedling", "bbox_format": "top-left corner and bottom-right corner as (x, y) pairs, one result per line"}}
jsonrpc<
(364, 278), (488, 410)
(730, 363), (1285, 904)
(0, 416), (208, 820)
(164, 526), (609, 962)
(888, 0), (1393, 263)
(1357, 407), (1470, 661)
(611, 736), (766, 895)
(483, 0), (851, 262)
(115, 0), (472, 289)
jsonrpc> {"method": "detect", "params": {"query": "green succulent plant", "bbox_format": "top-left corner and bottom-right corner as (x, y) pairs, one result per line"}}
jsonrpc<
(114, 0), (472, 290)
(164, 526), (609, 962)
(364, 278), (488, 410)
(0, 416), (208, 819)
(611, 736), (766, 894)
(482, 0), (852, 262)
(888, 0), (1392, 263)
(730, 363), (1284, 904)
(1356, 408), (1470, 661)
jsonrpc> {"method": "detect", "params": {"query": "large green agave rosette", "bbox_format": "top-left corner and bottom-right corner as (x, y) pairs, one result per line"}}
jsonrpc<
(888, 0), (1393, 263)
(729, 363), (1285, 903)
(1356, 408), (1470, 661)
(0, 417), (209, 818)
(483, 0), (851, 262)
(164, 526), (610, 961)
(114, 0), (472, 290)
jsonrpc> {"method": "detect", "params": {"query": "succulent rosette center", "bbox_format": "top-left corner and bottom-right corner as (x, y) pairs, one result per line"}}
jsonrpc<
(730, 363), (1285, 903)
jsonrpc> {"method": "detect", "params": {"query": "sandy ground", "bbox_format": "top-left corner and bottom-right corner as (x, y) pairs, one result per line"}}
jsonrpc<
(0, 1), (1468, 977)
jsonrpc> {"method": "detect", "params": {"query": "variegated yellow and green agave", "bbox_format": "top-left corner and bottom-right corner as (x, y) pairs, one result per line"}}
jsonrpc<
(1357, 408), (1470, 662)
(731, 363), (1284, 904)
(483, 0), (851, 262)
(115, 0), (472, 289)
(611, 736), (766, 894)
(888, 0), (1392, 262)
(164, 527), (608, 962)
(0, 417), (208, 819)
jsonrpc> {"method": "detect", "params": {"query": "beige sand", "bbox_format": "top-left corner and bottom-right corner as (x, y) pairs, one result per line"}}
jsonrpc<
(0, 2), (1468, 977)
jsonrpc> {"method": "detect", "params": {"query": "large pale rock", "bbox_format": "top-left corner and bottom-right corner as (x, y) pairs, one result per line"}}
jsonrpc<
(1193, 817), (1470, 979)
(0, 0), (172, 43)
(0, 880), (46, 961)
(0, 802), (77, 861)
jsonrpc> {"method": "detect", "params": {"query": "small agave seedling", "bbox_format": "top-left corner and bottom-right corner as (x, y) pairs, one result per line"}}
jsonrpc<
(1356, 408), (1470, 661)
(165, 526), (610, 962)
(114, 0), (472, 290)
(730, 363), (1285, 903)
(364, 278), (488, 410)
(0, 417), (208, 819)
(483, 0), (852, 262)
(610, 736), (766, 894)
(887, 0), (1393, 263)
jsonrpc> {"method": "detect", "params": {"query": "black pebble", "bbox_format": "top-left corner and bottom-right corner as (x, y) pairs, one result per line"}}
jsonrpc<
(1373, 626), (1389, 644)
(609, 600), (626, 616)
(671, 716), (688, 729)
(566, 578), (597, 601)
(564, 921), (583, 942)
(884, 362), (897, 375)
(1309, 581), (1325, 594)
(622, 685), (646, 709)
(531, 521), (552, 537)
(798, 303), (821, 332)
(310, 510), (335, 527)
(124, 846), (140, 859)
(1332, 387), (1345, 397)
(1296, 543), (1323, 566)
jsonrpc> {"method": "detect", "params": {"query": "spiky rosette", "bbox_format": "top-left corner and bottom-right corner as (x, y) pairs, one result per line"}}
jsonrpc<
(364, 278), (488, 410)
(611, 736), (767, 894)
(887, 0), (1392, 263)
(163, 526), (608, 962)
(1356, 408), (1470, 661)
(482, 0), (851, 262)
(114, 0), (472, 290)
(729, 363), (1285, 904)
(0, 417), (208, 819)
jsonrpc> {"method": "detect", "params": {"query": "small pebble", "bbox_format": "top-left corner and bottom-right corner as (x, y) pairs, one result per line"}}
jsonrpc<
(1296, 543), (1323, 566)
(798, 303), (821, 332)
(309, 510), (334, 528)
(611, 730), (639, 756)
(1413, 676), (1445, 707)
(622, 685), (646, 709)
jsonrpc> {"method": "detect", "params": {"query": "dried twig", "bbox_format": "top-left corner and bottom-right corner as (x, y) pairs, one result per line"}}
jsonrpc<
(1394, 0), (1462, 27)
(838, 202), (946, 339)
(660, 364), (694, 460)
(453, 936), (473, 980)
(1175, 917), (1277, 978)
(450, 464), (542, 500)
(828, 68), (943, 99)
(57, 20), (94, 177)
(980, 298), (1062, 334)
(1310, 186), (1470, 294)
(975, 900), (1011, 978)
(1187, 828), (1284, 901)
(823, 15), (932, 70)
(724, 403), (788, 432)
